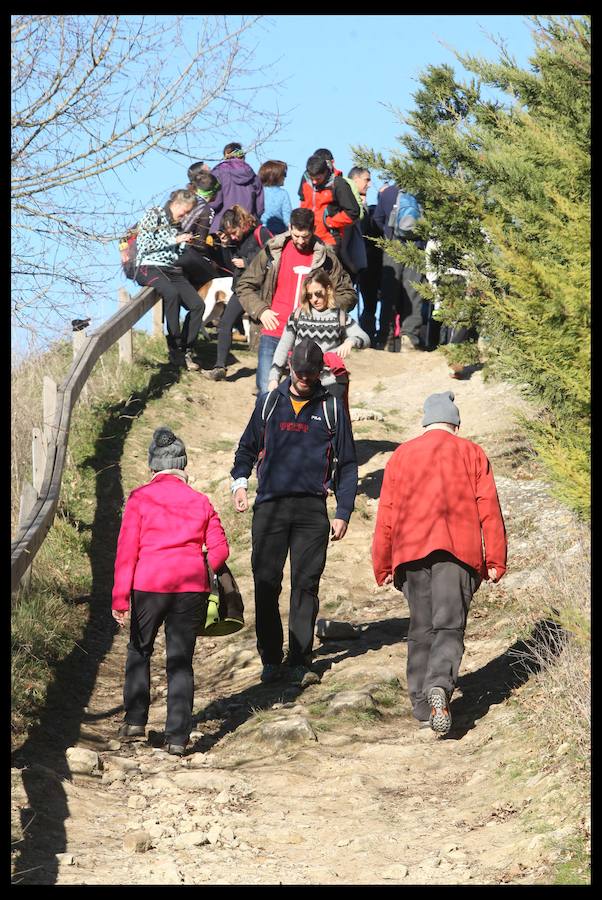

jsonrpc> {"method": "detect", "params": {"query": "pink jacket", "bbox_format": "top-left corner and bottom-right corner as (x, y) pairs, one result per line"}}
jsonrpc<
(112, 473), (229, 611)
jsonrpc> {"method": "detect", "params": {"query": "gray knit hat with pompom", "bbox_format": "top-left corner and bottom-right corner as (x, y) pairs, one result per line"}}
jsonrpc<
(422, 391), (461, 427)
(148, 426), (187, 471)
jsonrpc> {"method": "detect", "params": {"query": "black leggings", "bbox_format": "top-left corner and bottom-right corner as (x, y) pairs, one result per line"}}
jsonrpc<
(124, 590), (209, 745)
(215, 293), (245, 369)
(136, 265), (205, 350)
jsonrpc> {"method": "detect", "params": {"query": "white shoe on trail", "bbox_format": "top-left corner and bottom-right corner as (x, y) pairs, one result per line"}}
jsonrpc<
(428, 687), (452, 735)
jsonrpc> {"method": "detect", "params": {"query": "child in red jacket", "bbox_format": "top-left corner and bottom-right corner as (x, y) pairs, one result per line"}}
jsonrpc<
(372, 391), (507, 735)
(112, 427), (229, 755)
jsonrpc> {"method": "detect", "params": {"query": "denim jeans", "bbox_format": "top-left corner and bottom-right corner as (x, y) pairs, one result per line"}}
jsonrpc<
(256, 334), (281, 393)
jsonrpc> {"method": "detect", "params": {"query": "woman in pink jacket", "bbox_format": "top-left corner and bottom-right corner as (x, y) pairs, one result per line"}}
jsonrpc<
(112, 427), (229, 756)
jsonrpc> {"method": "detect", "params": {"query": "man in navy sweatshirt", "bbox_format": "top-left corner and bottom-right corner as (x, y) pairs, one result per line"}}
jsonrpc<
(231, 338), (358, 686)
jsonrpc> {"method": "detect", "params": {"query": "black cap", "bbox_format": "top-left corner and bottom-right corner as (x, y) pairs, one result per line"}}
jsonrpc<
(290, 338), (323, 376)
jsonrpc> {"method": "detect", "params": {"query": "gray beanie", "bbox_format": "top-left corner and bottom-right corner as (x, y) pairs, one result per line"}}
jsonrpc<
(148, 426), (187, 471)
(422, 391), (461, 427)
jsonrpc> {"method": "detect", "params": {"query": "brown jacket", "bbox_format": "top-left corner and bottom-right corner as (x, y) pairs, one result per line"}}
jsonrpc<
(236, 232), (357, 321)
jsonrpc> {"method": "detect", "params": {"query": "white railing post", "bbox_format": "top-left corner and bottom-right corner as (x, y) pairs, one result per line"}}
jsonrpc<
(31, 428), (46, 495)
(43, 376), (58, 447)
(118, 289), (133, 363)
(152, 296), (163, 338)
(16, 481), (38, 593)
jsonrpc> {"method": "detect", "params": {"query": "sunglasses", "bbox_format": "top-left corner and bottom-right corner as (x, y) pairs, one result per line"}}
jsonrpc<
(306, 290), (326, 299)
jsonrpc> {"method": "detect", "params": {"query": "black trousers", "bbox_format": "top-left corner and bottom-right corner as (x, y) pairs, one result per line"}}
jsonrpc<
(123, 590), (208, 745)
(358, 253), (382, 344)
(178, 246), (217, 290)
(251, 496), (330, 665)
(215, 293), (245, 369)
(136, 265), (205, 350)
(377, 250), (424, 346)
(395, 551), (479, 721)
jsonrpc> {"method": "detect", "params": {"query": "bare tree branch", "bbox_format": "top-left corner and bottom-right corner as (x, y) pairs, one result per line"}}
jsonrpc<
(11, 14), (285, 338)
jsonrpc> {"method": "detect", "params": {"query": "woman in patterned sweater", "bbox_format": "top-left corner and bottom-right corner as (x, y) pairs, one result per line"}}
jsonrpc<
(267, 268), (370, 407)
(135, 189), (208, 371)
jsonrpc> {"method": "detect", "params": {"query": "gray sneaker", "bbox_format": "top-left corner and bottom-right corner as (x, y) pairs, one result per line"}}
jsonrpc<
(205, 366), (226, 381)
(184, 351), (201, 371)
(260, 663), (282, 684)
(287, 665), (321, 687)
(166, 743), (187, 756)
(428, 687), (452, 735)
(117, 723), (146, 742)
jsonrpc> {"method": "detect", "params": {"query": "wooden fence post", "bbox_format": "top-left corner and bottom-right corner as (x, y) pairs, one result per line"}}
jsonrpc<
(43, 376), (57, 447)
(118, 289), (133, 363)
(152, 296), (163, 338)
(31, 428), (46, 494)
(15, 481), (38, 593)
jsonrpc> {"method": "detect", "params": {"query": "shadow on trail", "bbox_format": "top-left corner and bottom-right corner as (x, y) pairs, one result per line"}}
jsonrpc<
(445, 618), (568, 741)
(11, 357), (179, 885)
(187, 616), (410, 755)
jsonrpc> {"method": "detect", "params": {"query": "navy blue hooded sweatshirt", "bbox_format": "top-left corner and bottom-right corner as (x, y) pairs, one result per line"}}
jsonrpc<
(231, 379), (358, 522)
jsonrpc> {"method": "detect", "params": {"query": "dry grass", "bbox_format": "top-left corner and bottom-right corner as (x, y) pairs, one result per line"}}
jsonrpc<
(511, 525), (590, 761)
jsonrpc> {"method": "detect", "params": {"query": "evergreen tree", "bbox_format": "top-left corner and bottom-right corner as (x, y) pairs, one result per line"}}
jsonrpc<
(355, 15), (590, 518)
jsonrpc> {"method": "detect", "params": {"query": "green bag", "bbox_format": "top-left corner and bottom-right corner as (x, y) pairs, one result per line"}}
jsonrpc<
(198, 561), (245, 637)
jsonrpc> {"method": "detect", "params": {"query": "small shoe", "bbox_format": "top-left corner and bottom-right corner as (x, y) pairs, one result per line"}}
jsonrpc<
(287, 664), (321, 687)
(117, 723), (146, 742)
(400, 334), (421, 352)
(184, 351), (201, 371)
(260, 663), (283, 684)
(198, 325), (212, 342)
(204, 366), (226, 381)
(428, 686), (452, 735)
(165, 743), (187, 756)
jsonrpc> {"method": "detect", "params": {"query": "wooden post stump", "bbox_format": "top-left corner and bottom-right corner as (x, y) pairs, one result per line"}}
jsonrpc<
(15, 481), (38, 594)
(152, 296), (163, 337)
(31, 428), (46, 495)
(118, 289), (133, 363)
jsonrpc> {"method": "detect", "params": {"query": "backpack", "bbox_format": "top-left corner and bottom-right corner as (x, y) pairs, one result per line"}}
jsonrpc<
(253, 225), (272, 248)
(387, 190), (421, 239)
(260, 389), (340, 490)
(118, 207), (162, 280)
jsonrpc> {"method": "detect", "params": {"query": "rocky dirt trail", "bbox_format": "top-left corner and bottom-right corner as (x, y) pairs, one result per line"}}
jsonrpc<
(11, 343), (584, 885)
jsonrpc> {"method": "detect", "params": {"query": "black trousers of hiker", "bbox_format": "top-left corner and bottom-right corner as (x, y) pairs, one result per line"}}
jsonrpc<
(215, 293), (245, 370)
(395, 551), (480, 721)
(377, 249), (424, 347)
(251, 496), (330, 665)
(136, 265), (205, 351)
(123, 590), (208, 745)
(178, 246), (217, 291)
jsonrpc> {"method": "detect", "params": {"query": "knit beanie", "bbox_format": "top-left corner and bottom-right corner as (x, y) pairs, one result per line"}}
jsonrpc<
(422, 391), (461, 427)
(148, 427), (187, 471)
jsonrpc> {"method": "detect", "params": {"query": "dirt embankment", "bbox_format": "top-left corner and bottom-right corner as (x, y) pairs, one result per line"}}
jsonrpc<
(11, 344), (588, 885)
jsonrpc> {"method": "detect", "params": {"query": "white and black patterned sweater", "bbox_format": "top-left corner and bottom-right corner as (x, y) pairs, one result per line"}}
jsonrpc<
(136, 206), (184, 268)
(269, 307), (370, 386)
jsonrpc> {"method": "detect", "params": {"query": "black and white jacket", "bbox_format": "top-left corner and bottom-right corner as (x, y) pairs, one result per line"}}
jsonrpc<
(269, 307), (370, 386)
(136, 205), (183, 268)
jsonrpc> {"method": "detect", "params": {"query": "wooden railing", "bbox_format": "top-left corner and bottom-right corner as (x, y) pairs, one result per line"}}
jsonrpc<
(11, 286), (164, 594)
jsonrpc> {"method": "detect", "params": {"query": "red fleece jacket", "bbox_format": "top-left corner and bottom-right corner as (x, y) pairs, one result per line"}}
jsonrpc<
(112, 473), (229, 610)
(372, 429), (507, 584)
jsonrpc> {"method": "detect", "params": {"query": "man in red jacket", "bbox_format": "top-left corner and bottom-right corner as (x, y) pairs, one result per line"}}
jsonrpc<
(299, 154), (360, 271)
(372, 391), (507, 735)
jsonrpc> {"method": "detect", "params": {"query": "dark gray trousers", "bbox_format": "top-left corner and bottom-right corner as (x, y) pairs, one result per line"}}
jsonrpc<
(378, 249), (424, 346)
(124, 590), (208, 745)
(396, 551), (480, 721)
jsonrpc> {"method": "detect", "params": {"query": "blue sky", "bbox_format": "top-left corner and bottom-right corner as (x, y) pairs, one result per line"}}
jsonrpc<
(13, 14), (539, 353)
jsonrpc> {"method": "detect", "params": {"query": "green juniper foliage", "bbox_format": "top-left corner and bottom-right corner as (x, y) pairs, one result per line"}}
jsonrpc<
(355, 15), (590, 518)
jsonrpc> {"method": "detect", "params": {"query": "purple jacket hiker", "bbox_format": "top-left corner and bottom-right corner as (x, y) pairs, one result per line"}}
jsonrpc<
(210, 158), (265, 232)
